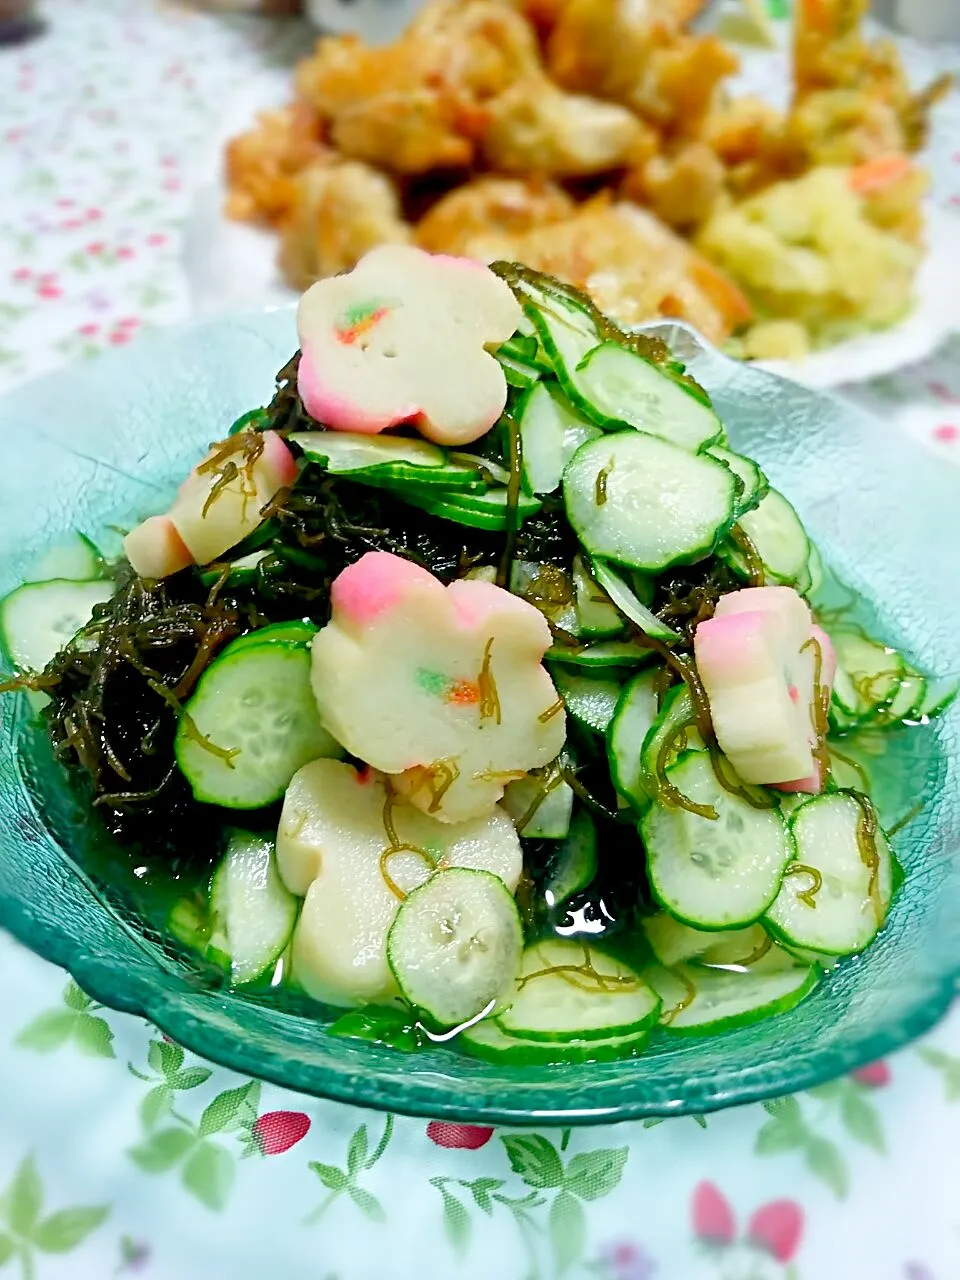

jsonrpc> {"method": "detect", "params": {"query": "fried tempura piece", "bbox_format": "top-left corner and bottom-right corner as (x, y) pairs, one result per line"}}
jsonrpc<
(547, 0), (735, 134)
(482, 78), (648, 176)
(452, 198), (751, 344)
(621, 141), (727, 230)
(414, 177), (575, 258)
(294, 2), (542, 174)
(634, 36), (740, 134)
(278, 159), (411, 290)
(547, 0), (677, 103)
(225, 103), (326, 225)
(791, 0), (953, 156)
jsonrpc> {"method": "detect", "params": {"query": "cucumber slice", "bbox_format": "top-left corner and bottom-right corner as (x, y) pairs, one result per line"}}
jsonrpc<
(830, 629), (906, 724)
(563, 432), (737, 573)
(395, 484), (541, 532)
(459, 1014), (651, 1065)
(167, 896), (211, 951)
(499, 938), (659, 1042)
(208, 830), (298, 984)
(589, 557), (680, 644)
(29, 534), (105, 584)
(175, 641), (343, 808)
(199, 550), (271, 589)
(502, 773), (574, 839)
(552, 667), (623, 735)
(765, 790), (894, 956)
(0, 578), (113, 673)
(641, 751), (794, 929)
(607, 669), (661, 811)
(661, 952), (818, 1035)
(639, 683), (696, 797)
(725, 489), (811, 590)
(387, 867), (523, 1029)
(497, 351), (542, 389)
(916, 677), (959, 720)
(228, 408), (269, 436)
(642, 913), (768, 967)
(572, 555), (623, 639)
(511, 560), (579, 637)
(517, 382), (599, 496)
(878, 672), (926, 724)
(705, 446), (767, 518)
(547, 639), (655, 669)
(562, 341), (723, 453)
(806, 542), (825, 597)
(230, 619), (319, 652)
(543, 809), (599, 907)
(519, 289), (601, 387)
(290, 431), (486, 491)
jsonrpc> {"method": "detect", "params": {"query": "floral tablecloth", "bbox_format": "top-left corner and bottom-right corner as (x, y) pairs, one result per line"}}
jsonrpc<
(1, 5), (960, 1279)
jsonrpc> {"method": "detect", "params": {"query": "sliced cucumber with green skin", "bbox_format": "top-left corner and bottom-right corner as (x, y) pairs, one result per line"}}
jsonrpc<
(607, 669), (661, 811)
(641, 752), (794, 930)
(548, 639), (655, 669)
(765, 790), (894, 956)
(723, 489), (811, 590)
(502, 773), (573, 839)
(511, 560), (579, 637)
(498, 938), (659, 1042)
(543, 809), (599, 908)
(705, 446), (767, 518)
(660, 952), (818, 1035)
(167, 896), (211, 951)
(563, 432), (738, 574)
(916, 677), (959, 720)
(176, 641), (342, 808)
(199, 550), (271, 588)
(459, 1013), (652, 1065)
(387, 867), (523, 1029)
(497, 351), (542, 389)
(208, 830), (299, 985)
(0, 578), (113, 673)
(642, 913), (768, 967)
(589, 557), (680, 644)
(228, 408), (269, 436)
(878, 671), (927, 724)
(519, 289), (601, 384)
(230, 619), (318, 652)
(552, 667), (623, 735)
(290, 431), (487, 492)
(830, 629), (906, 725)
(391, 484), (541, 532)
(640, 683), (695, 798)
(572, 555), (623, 640)
(561, 341), (723, 453)
(29, 534), (106, 584)
(806, 542), (825, 597)
(517, 382), (599, 496)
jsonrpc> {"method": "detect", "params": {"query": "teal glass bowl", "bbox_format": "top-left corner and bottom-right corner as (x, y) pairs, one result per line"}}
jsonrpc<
(1, 312), (957, 1126)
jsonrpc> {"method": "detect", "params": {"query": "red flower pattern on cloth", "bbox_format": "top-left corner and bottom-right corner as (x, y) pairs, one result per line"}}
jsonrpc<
(692, 1181), (804, 1264)
(852, 1060), (892, 1087)
(425, 1122), (494, 1150)
(252, 1111), (311, 1156)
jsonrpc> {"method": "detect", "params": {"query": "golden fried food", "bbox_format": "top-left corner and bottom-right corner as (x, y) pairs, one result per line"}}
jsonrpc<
(633, 36), (740, 134)
(547, 0), (678, 104)
(697, 166), (923, 354)
(414, 177), (575, 257)
(225, 103), (327, 225)
(447, 197), (751, 345)
(223, 0), (944, 361)
(294, 2), (542, 174)
(482, 77), (648, 176)
(278, 159), (410, 290)
(621, 140), (727, 229)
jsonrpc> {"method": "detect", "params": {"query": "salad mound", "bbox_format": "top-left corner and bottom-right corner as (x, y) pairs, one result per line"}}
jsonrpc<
(1, 247), (955, 1066)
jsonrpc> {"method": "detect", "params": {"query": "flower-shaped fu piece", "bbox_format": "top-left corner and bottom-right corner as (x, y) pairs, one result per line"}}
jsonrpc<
(296, 245), (522, 446)
(310, 551), (566, 822)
